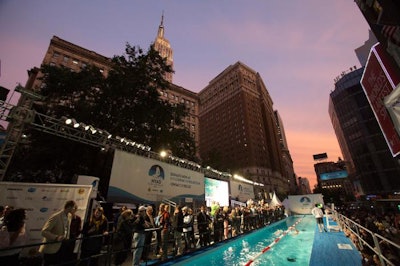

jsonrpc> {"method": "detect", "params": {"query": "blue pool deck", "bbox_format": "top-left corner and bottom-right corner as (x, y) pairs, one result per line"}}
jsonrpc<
(121, 215), (362, 266)
(309, 215), (362, 266)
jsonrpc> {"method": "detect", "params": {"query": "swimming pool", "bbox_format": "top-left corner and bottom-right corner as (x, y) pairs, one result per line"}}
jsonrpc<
(172, 215), (315, 266)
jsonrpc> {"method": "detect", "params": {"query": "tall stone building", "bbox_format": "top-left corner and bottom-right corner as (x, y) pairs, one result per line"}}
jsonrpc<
(198, 62), (287, 197)
(274, 110), (295, 194)
(152, 15), (199, 155)
(153, 13), (174, 83)
(26, 36), (113, 94)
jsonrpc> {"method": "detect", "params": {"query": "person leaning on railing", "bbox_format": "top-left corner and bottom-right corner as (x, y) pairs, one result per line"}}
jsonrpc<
(80, 206), (109, 266)
(39, 200), (78, 266)
(113, 209), (134, 266)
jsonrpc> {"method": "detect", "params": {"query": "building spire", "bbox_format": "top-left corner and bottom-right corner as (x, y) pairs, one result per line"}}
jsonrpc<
(157, 11), (164, 39)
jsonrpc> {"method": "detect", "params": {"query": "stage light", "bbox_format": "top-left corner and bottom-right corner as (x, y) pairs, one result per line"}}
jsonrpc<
(72, 119), (79, 128)
(89, 126), (97, 134)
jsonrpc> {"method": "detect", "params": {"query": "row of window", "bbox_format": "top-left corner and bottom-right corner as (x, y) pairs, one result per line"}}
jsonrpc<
(51, 51), (105, 73)
(160, 91), (196, 107)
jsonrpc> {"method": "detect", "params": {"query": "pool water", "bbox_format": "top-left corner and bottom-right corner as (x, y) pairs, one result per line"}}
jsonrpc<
(173, 215), (316, 266)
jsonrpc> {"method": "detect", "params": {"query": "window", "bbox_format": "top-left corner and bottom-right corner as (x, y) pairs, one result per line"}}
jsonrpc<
(63, 56), (69, 63)
(53, 52), (60, 58)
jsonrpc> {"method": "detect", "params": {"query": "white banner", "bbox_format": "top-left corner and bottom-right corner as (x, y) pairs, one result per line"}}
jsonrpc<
(108, 150), (205, 204)
(77, 175), (99, 199)
(286, 194), (324, 215)
(230, 180), (255, 202)
(0, 182), (92, 250)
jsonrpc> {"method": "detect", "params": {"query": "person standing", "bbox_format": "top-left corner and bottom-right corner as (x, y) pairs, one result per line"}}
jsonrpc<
(131, 206), (151, 266)
(172, 205), (184, 256)
(80, 207), (109, 266)
(213, 207), (224, 243)
(0, 208), (28, 265)
(155, 203), (165, 256)
(311, 204), (325, 233)
(64, 207), (82, 265)
(142, 205), (155, 261)
(182, 207), (194, 252)
(113, 209), (134, 266)
(160, 204), (171, 261)
(39, 200), (77, 266)
(196, 205), (211, 247)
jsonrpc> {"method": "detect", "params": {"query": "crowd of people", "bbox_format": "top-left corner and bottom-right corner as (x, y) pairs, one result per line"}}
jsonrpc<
(337, 205), (400, 266)
(0, 199), (286, 265)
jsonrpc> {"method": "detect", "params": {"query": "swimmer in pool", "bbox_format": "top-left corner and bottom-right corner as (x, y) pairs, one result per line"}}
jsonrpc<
(274, 229), (283, 236)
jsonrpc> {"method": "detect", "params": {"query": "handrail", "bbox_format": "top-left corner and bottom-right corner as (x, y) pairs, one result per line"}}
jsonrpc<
(334, 210), (400, 266)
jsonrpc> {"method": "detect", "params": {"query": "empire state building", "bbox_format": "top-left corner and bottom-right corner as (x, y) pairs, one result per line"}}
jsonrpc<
(154, 14), (174, 83)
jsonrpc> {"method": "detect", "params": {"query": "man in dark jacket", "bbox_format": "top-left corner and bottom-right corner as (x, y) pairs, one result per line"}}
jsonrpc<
(172, 205), (184, 255)
(132, 206), (151, 266)
(196, 205), (211, 247)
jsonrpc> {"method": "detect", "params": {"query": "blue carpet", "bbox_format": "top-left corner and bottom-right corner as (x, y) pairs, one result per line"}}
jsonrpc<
(309, 217), (362, 266)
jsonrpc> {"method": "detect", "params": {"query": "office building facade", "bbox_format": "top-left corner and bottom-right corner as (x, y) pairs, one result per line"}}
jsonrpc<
(329, 67), (400, 196)
(198, 62), (287, 196)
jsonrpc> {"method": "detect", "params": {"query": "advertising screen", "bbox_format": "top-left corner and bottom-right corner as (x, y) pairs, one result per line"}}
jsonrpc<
(319, 170), (348, 181)
(205, 177), (229, 207)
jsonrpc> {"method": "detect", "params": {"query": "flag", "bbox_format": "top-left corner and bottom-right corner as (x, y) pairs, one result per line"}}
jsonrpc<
(381, 24), (400, 46)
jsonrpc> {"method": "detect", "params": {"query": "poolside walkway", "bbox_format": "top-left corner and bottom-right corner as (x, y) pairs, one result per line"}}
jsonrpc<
(113, 215), (363, 265)
(309, 215), (362, 266)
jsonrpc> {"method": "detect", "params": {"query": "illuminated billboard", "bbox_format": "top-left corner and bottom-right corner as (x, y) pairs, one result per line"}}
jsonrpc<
(319, 170), (348, 181)
(361, 43), (400, 156)
(205, 177), (229, 207)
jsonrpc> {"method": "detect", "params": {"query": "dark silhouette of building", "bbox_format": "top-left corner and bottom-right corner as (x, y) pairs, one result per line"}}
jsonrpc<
(329, 67), (400, 196)
(355, 0), (400, 80)
(0, 86), (9, 101)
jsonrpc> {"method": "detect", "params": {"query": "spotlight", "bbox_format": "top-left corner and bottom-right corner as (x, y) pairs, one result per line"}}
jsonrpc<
(103, 131), (112, 139)
(89, 126), (97, 134)
(72, 120), (80, 128)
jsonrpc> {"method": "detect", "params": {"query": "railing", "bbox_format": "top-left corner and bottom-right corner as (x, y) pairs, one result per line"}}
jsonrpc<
(0, 210), (286, 265)
(334, 211), (400, 266)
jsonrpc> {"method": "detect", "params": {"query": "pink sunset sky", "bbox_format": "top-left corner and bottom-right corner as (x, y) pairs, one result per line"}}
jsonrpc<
(0, 1), (371, 189)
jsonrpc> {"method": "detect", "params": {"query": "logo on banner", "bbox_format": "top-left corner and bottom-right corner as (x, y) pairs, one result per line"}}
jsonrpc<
(78, 188), (86, 194)
(149, 164), (165, 186)
(42, 196), (52, 201)
(40, 208), (49, 213)
(300, 197), (311, 203)
(27, 187), (37, 193)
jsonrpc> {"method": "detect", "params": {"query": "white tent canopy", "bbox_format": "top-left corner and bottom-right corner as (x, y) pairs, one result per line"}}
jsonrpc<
(269, 192), (282, 207)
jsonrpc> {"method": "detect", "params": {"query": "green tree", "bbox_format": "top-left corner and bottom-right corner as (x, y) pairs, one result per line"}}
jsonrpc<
(7, 44), (197, 183)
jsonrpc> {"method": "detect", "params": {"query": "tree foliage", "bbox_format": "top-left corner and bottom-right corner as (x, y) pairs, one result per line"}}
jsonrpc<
(8, 44), (197, 182)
